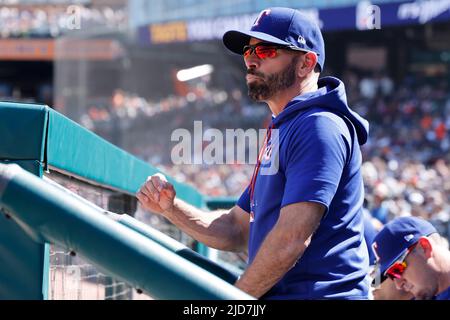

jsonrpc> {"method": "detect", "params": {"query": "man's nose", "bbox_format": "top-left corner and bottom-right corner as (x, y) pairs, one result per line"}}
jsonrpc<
(244, 55), (260, 69)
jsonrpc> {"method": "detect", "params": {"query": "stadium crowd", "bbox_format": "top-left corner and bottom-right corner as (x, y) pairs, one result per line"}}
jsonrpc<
(0, 5), (127, 38)
(79, 70), (450, 239)
(348, 71), (450, 236)
(4, 68), (448, 239)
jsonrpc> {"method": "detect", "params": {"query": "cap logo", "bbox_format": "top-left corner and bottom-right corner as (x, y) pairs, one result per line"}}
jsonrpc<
(297, 35), (306, 45)
(253, 9), (271, 27)
(404, 234), (414, 242)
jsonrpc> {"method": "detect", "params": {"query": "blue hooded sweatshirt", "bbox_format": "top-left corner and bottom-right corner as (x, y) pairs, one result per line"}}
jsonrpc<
(237, 76), (370, 299)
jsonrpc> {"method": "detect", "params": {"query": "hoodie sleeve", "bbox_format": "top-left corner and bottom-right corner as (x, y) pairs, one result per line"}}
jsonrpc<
(281, 112), (350, 213)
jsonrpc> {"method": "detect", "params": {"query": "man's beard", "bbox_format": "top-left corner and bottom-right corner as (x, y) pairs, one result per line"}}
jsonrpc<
(247, 55), (299, 102)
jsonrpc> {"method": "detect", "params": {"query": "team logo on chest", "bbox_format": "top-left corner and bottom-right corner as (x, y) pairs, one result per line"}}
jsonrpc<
(263, 144), (273, 161)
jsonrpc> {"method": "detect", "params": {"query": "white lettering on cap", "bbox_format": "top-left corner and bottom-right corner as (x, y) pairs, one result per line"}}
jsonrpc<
(297, 35), (306, 45)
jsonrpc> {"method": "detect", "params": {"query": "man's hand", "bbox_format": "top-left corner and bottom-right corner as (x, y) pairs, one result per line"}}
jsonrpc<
(136, 173), (176, 215)
(138, 175), (249, 252)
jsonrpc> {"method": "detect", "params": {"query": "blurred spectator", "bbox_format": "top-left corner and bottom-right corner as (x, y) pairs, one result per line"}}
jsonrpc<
(65, 69), (450, 244)
(370, 183), (391, 224)
(360, 76), (378, 99)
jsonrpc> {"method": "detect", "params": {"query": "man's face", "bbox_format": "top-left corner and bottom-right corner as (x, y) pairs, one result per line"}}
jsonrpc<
(372, 278), (414, 300)
(392, 247), (438, 300)
(244, 38), (300, 102)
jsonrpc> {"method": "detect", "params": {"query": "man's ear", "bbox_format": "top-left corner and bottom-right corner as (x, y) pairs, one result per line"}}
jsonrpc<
(297, 52), (317, 77)
(417, 237), (433, 258)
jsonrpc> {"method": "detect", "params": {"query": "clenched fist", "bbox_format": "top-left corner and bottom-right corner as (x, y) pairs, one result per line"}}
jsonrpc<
(136, 173), (176, 215)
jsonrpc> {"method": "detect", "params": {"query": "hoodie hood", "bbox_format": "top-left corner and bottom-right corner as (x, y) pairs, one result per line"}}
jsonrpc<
(272, 76), (369, 145)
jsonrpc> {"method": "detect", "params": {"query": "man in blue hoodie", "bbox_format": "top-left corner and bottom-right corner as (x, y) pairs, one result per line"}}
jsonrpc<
(137, 7), (370, 299)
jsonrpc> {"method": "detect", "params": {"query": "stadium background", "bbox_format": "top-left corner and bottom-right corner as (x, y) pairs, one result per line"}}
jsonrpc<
(1, 0), (449, 298)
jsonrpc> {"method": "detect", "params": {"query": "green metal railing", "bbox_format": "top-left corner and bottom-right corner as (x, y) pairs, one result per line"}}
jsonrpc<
(0, 163), (252, 299)
(0, 102), (248, 300)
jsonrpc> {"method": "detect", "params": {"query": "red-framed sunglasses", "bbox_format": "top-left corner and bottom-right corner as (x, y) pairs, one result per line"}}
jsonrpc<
(242, 43), (290, 59)
(385, 243), (417, 280)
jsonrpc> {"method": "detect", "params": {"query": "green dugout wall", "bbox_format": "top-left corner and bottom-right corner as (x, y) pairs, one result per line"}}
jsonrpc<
(0, 102), (247, 300)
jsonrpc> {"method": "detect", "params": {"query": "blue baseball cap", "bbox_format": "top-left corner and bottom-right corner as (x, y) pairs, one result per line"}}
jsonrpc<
(223, 7), (325, 71)
(372, 216), (437, 281)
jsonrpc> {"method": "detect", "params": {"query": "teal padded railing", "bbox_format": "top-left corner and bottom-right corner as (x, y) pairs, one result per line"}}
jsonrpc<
(0, 163), (252, 299)
(0, 102), (244, 299)
(46, 107), (204, 206)
(0, 102), (49, 299)
(108, 212), (240, 284)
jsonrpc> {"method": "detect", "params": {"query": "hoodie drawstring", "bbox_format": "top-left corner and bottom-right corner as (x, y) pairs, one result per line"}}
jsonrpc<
(249, 122), (275, 218)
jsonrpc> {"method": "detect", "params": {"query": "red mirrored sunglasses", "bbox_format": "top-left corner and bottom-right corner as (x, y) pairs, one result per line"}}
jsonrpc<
(242, 43), (290, 59)
(385, 243), (417, 280)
